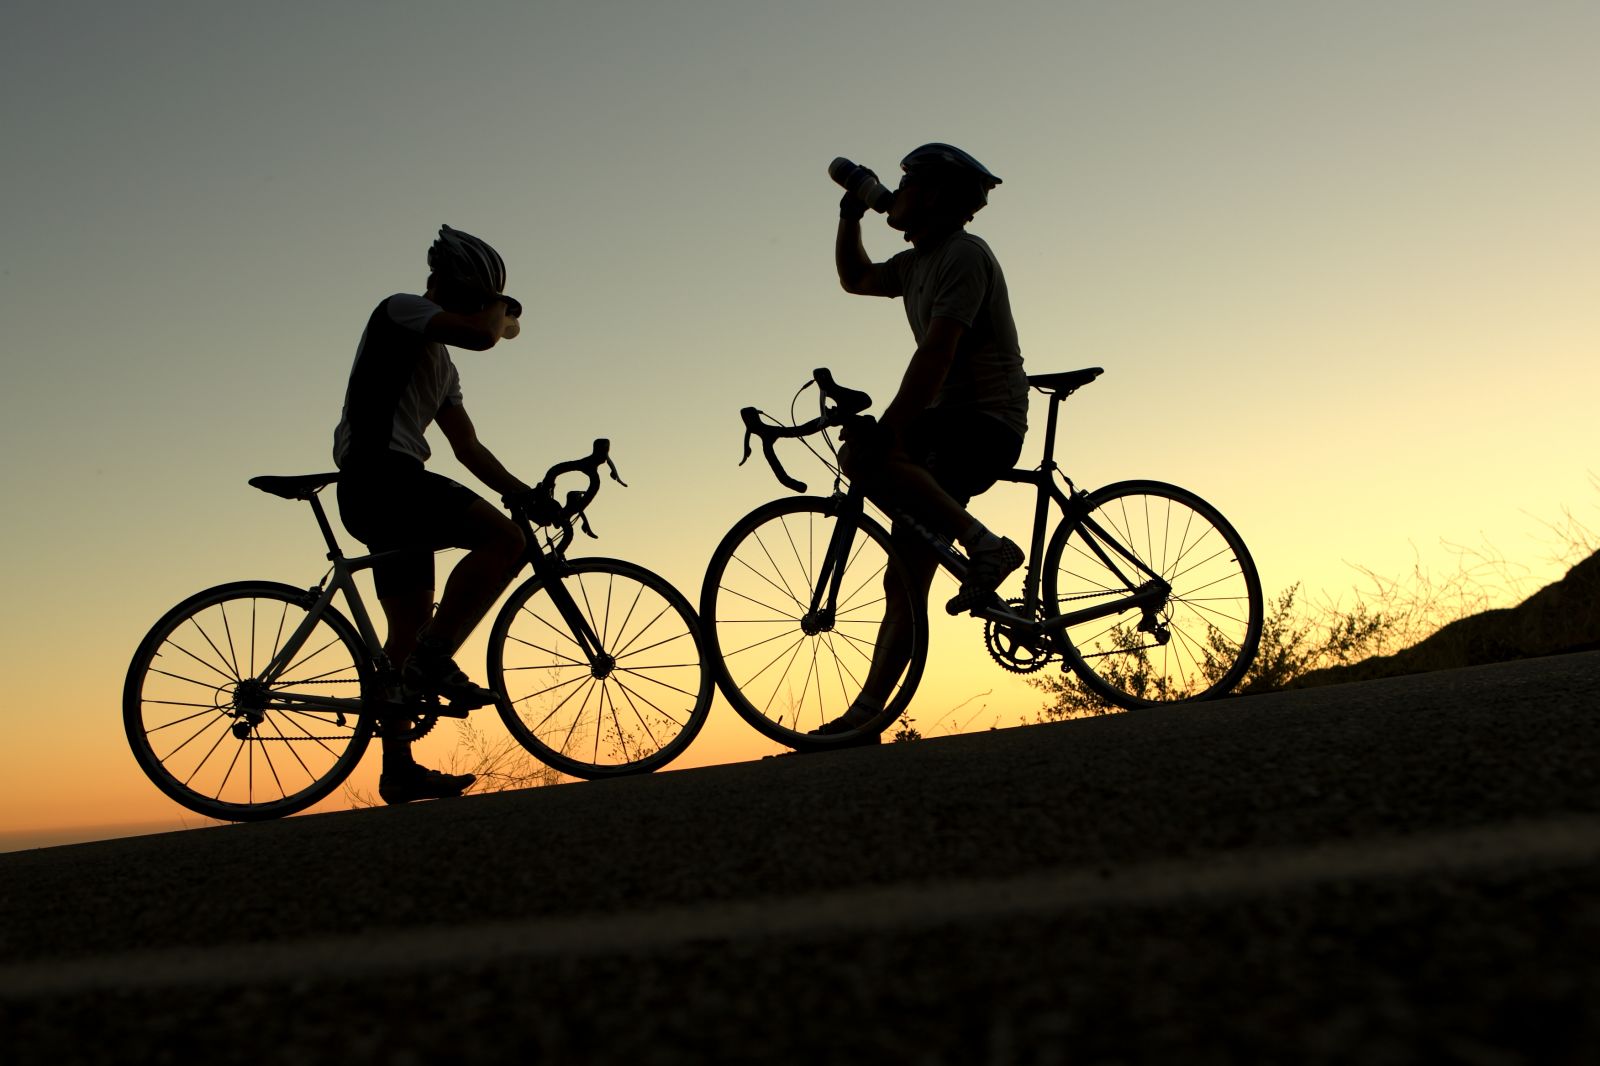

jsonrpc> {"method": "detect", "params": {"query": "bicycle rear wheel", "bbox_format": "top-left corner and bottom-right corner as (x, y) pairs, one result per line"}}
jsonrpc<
(488, 557), (712, 778)
(123, 581), (376, 821)
(700, 495), (927, 750)
(1042, 480), (1262, 709)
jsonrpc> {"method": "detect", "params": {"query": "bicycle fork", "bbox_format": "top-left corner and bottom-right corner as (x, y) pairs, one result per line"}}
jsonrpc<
(530, 553), (618, 680)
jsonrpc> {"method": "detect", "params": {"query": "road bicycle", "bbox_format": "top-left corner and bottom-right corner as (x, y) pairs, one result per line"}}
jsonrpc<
(700, 368), (1264, 750)
(124, 440), (712, 821)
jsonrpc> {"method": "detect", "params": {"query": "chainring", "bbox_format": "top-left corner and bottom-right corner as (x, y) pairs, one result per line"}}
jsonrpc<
(375, 705), (441, 742)
(985, 599), (1055, 674)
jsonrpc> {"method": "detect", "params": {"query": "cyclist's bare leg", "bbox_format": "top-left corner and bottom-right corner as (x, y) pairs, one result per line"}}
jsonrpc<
(379, 589), (432, 669)
(858, 537), (937, 707)
(375, 587), (433, 770)
(853, 449), (1021, 612)
(844, 441), (968, 540)
(417, 499), (526, 654)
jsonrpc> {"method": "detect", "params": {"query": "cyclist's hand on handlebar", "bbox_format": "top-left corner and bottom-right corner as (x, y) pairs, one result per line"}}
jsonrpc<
(504, 487), (564, 527)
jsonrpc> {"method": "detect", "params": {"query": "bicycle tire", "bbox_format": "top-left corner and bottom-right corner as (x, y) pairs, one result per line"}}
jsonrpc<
(123, 580), (376, 821)
(700, 495), (927, 750)
(1042, 480), (1262, 709)
(487, 557), (712, 778)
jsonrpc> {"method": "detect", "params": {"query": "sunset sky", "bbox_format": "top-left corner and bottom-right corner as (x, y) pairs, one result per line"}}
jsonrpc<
(2, 1), (1595, 849)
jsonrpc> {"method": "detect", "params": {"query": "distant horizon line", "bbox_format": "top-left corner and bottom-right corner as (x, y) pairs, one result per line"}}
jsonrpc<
(0, 818), (215, 855)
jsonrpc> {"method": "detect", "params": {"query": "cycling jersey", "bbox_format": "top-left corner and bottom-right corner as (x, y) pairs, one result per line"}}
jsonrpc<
(884, 231), (1028, 439)
(332, 294), (463, 466)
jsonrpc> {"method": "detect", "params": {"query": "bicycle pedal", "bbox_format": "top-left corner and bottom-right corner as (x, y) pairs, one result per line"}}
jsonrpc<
(954, 593), (1010, 619)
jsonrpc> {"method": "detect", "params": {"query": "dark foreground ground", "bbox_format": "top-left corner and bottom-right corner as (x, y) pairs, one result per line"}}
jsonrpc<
(3, 652), (1598, 1064)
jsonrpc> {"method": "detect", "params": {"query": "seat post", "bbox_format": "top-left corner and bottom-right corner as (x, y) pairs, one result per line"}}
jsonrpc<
(1039, 391), (1064, 471)
(306, 493), (345, 559)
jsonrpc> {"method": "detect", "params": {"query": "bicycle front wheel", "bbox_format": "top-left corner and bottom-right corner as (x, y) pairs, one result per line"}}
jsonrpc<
(488, 558), (712, 778)
(123, 581), (376, 822)
(1043, 480), (1262, 709)
(700, 495), (927, 750)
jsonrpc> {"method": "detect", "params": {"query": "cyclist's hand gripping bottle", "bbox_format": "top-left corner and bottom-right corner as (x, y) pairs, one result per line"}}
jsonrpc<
(829, 157), (894, 213)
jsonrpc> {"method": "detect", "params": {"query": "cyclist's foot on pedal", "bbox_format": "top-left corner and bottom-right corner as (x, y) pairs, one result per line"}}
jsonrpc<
(809, 697), (885, 740)
(378, 764), (475, 805)
(946, 535), (1023, 615)
(402, 639), (498, 709)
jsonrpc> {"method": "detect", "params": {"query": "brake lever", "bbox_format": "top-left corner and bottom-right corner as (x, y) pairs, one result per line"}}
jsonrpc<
(605, 455), (627, 488)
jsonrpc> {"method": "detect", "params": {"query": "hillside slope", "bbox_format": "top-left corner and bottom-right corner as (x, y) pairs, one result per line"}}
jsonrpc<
(1293, 549), (1600, 688)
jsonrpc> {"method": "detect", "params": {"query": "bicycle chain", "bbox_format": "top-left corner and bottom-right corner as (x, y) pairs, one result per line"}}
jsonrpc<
(226, 676), (439, 742)
(983, 585), (1169, 674)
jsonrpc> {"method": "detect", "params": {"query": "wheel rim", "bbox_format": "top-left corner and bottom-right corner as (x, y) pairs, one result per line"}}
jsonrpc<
(126, 587), (370, 819)
(493, 563), (707, 775)
(705, 500), (923, 743)
(1049, 486), (1260, 706)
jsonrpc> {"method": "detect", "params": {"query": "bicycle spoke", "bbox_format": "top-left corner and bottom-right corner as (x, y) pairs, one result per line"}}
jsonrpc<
(720, 624), (807, 661)
(733, 541), (808, 613)
(614, 665), (700, 702)
(759, 632), (812, 724)
(609, 673), (688, 729)
(611, 677), (666, 751)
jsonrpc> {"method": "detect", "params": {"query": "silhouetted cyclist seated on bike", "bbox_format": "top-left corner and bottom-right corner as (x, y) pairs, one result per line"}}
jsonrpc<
(823, 143), (1028, 739)
(332, 225), (533, 803)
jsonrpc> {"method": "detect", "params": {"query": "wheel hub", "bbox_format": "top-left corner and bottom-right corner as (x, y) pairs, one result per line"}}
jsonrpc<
(233, 678), (269, 714)
(230, 679), (269, 736)
(590, 653), (617, 680)
(800, 609), (835, 636)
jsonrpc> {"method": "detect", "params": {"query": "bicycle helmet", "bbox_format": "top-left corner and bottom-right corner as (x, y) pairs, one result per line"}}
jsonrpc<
(427, 225), (507, 294)
(900, 143), (1002, 212)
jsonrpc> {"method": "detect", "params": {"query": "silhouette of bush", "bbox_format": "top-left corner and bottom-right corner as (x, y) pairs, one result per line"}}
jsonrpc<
(1029, 485), (1599, 716)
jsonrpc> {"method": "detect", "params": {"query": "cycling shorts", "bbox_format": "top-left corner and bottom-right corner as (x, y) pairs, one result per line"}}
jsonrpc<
(903, 408), (1024, 505)
(335, 452), (484, 598)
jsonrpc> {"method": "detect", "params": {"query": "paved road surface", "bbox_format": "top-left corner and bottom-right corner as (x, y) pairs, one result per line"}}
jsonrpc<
(3, 652), (1598, 1064)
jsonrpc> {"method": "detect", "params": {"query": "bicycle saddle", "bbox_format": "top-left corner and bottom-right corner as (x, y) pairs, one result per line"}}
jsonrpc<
(1028, 368), (1103, 395)
(249, 473), (340, 500)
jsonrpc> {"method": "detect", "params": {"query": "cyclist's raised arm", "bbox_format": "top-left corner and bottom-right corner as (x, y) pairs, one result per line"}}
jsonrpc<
(836, 217), (901, 297)
(436, 403), (530, 497)
(423, 299), (518, 351)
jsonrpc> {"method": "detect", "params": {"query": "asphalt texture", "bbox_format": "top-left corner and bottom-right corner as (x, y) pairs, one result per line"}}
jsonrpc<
(3, 651), (1598, 1064)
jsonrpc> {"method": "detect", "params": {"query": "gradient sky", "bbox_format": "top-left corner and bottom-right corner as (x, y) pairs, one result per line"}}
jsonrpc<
(3, 1), (1596, 847)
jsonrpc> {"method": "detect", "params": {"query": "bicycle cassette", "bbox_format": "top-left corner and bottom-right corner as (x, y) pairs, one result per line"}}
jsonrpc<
(984, 599), (1055, 674)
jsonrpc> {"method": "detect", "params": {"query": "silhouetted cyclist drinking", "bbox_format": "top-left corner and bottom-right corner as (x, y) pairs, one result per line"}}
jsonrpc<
(332, 225), (532, 803)
(820, 143), (1028, 739)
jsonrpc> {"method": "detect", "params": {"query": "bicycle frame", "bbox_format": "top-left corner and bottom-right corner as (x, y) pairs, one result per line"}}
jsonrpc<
(512, 515), (617, 672)
(990, 388), (1173, 642)
(812, 386), (1173, 654)
(253, 492), (620, 719)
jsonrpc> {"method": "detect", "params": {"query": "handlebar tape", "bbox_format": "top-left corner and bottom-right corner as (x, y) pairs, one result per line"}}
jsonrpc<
(505, 438), (628, 535)
(740, 407), (808, 493)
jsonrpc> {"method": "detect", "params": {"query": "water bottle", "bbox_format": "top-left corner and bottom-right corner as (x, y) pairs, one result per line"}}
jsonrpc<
(829, 157), (894, 213)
